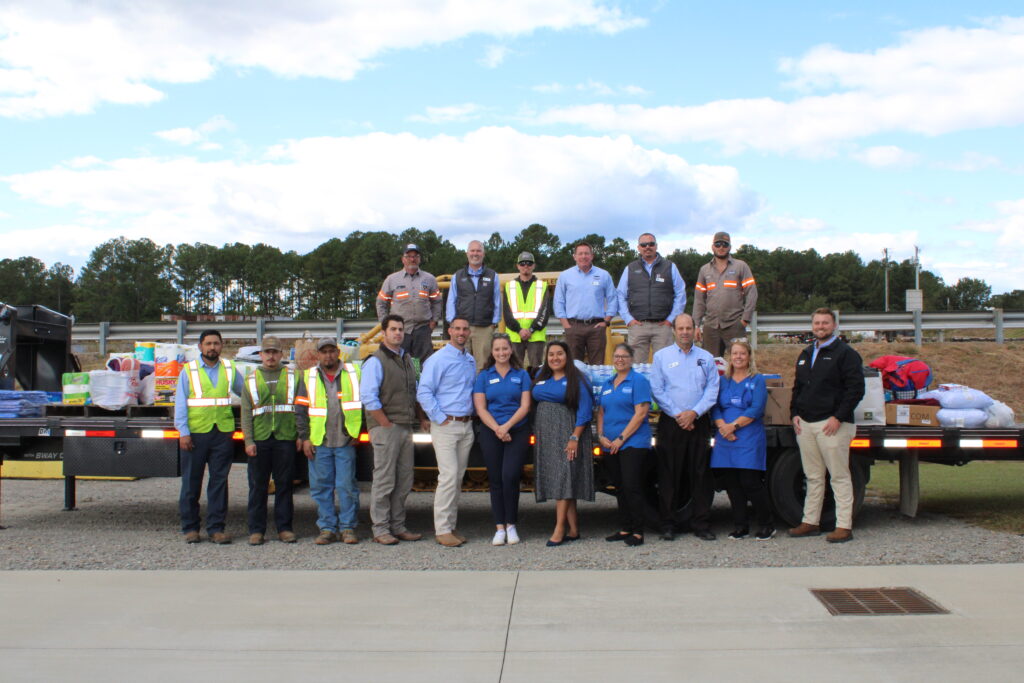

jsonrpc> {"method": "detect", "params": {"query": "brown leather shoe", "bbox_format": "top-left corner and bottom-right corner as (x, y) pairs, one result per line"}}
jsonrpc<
(826, 527), (854, 543)
(314, 530), (336, 545)
(373, 533), (399, 545)
(211, 532), (232, 545)
(248, 533), (265, 546)
(451, 530), (466, 543)
(278, 530), (297, 543)
(184, 531), (201, 544)
(394, 531), (422, 542)
(340, 528), (359, 545)
(788, 523), (821, 538)
(436, 533), (464, 547)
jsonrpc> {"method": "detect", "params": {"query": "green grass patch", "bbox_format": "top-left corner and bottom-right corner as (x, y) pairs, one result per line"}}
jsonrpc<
(868, 461), (1024, 533)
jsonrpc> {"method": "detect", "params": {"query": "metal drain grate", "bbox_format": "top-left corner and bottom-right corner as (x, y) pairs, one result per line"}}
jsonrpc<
(811, 587), (949, 616)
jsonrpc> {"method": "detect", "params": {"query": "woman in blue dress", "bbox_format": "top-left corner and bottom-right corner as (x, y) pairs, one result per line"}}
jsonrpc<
(532, 340), (594, 547)
(710, 340), (775, 540)
(473, 333), (532, 546)
(597, 343), (651, 547)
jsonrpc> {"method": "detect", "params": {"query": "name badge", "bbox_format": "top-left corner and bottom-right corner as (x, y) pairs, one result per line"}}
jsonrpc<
(798, 359), (806, 365)
(536, 380), (546, 386)
(731, 396), (743, 406)
(668, 361), (680, 369)
(592, 280), (601, 285)
(511, 376), (522, 384)
(482, 277), (491, 283)
(655, 275), (665, 282)
(602, 389), (612, 396)
(489, 377), (500, 384)
(622, 386), (632, 394)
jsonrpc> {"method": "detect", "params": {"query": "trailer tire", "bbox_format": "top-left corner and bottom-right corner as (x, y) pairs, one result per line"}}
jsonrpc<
(768, 448), (867, 530)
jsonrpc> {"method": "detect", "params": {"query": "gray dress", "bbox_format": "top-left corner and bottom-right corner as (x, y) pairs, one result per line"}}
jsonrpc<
(534, 401), (595, 502)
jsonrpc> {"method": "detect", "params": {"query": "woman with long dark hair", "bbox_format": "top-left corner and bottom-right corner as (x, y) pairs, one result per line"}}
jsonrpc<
(531, 340), (594, 546)
(473, 333), (532, 545)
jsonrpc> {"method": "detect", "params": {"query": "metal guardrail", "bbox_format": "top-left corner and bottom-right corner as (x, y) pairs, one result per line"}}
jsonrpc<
(72, 310), (1023, 354)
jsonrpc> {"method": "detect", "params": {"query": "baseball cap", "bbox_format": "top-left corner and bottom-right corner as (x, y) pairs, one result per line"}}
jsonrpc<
(404, 243), (421, 254)
(316, 336), (338, 350)
(260, 335), (283, 351)
(517, 251), (535, 263)
(713, 231), (731, 245)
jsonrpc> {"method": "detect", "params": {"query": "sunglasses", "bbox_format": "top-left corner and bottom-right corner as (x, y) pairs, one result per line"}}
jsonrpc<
(518, 261), (534, 266)
(639, 241), (656, 248)
(713, 241), (730, 248)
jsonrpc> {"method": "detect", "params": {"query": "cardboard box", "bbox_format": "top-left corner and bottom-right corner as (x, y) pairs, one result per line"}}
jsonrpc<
(765, 377), (785, 388)
(763, 386), (792, 425)
(885, 403), (940, 426)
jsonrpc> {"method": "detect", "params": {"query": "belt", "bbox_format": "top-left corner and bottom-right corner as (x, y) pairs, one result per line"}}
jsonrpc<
(569, 318), (602, 325)
(639, 319), (664, 323)
(446, 415), (473, 422)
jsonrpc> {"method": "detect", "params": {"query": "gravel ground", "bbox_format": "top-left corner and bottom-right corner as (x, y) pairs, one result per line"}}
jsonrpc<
(2, 470), (1022, 570)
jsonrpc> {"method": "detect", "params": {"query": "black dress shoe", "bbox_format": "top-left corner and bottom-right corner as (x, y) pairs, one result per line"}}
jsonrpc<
(565, 534), (581, 542)
(694, 529), (717, 541)
(659, 529), (675, 541)
(624, 534), (644, 547)
(546, 538), (565, 547)
(605, 531), (630, 542)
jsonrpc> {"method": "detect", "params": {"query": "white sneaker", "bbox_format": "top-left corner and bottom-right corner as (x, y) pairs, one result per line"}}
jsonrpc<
(505, 526), (520, 545)
(491, 529), (507, 546)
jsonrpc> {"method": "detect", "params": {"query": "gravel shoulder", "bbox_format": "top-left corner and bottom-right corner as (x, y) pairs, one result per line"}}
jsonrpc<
(2, 470), (1022, 570)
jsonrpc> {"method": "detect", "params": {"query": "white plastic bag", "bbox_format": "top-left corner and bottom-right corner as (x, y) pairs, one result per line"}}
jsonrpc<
(854, 372), (885, 425)
(985, 401), (1016, 428)
(918, 384), (994, 410)
(88, 370), (138, 410)
(936, 408), (988, 428)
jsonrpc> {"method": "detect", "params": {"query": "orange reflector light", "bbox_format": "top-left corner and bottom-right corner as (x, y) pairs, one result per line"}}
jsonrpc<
(359, 433), (370, 443)
(529, 435), (536, 445)
(983, 439), (1018, 448)
(141, 429), (180, 439)
(593, 447), (601, 456)
(851, 439), (870, 448)
(86, 430), (116, 438)
(232, 431), (244, 440)
(908, 439), (942, 448)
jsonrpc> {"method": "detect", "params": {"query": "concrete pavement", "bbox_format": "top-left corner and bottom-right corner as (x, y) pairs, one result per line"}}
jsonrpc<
(3, 564), (1022, 681)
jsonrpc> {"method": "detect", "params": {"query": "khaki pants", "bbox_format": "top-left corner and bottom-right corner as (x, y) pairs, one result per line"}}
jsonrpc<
(467, 325), (495, 371)
(368, 423), (415, 538)
(627, 321), (673, 363)
(700, 320), (747, 358)
(796, 419), (856, 529)
(431, 419), (475, 534)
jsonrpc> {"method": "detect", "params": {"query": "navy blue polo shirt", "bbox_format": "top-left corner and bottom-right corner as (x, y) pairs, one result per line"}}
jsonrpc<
(473, 366), (532, 428)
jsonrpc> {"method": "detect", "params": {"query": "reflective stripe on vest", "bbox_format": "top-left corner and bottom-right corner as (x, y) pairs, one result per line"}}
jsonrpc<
(506, 279), (547, 344)
(305, 364), (362, 446)
(185, 359), (234, 433)
(247, 369), (296, 416)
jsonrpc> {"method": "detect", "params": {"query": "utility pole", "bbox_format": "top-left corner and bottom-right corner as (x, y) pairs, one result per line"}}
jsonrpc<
(882, 248), (890, 312)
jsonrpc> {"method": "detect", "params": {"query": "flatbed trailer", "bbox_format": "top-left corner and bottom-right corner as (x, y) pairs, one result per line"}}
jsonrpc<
(1, 409), (1020, 528)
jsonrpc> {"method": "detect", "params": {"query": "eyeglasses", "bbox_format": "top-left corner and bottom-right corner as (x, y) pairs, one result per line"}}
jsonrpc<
(713, 241), (730, 248)
(518, 261), (534, 266)
(639, 241), (656, 248)
(612, 354), (632, 360)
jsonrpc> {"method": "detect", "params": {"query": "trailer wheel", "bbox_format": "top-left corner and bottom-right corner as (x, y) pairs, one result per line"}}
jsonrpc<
(768, 448), (867, 530)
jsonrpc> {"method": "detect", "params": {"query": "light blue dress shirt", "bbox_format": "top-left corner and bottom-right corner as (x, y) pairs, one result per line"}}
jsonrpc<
(416, 343), (477, 423)
(358, 347), (405, 412)
(615, 259), (687, 324)
(649, 343), (720, 418)
(553, 265), (618, 320)
(811, 334), (838, 366)
(173, 359), (244, 435)
(445, 265), (502, 323)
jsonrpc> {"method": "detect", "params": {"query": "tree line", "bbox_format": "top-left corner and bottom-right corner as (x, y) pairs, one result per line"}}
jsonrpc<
(1, 224), (1020, 322)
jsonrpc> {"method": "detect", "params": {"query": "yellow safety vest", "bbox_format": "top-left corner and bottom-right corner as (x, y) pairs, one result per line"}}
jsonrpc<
(246, 367), (297, 441)
(506, 278), (547, 344)
(185, 359), (236, 434)
(297, 364), (362, 446)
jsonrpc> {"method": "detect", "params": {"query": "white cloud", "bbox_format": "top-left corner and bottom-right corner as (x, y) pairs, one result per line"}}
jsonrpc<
(532, 80), (649, 96)
(535, 17), (1024, 155)
(2, 127), (757, 264)
(532, 82), (565, 94)
(480, 45), (511, 68)
(852, 145), (919, 168)
(408, 103), (486, 124)
(155, 127), (203, 146)
(0, 0), (643, 118)
(933, 151), (1004, 172)
(155, 115), (234, 146)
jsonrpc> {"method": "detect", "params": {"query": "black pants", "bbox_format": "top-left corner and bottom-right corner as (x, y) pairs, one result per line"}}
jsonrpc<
(179, 429), (234, 534)
(715, 468), (773, 528)
(604, 447), (649, 535)
(656, 415), (713, 532)
(247, 438), (297, 534)
(478, 423), (530, 525)
(402, 325), (434, 363)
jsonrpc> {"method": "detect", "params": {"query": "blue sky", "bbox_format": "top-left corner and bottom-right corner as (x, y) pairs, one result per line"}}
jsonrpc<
(2, 1), (1022, 294)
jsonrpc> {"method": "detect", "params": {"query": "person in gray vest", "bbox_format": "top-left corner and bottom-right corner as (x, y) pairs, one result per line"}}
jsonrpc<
(616, 233), (687, 363)
(446, 240), (501, 370)
(501, 251), (551, 372)
(359, 314), (429, 545)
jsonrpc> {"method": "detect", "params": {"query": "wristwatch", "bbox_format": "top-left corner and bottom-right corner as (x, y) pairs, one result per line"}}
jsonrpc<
(568, 435), (579, 442)
(616, 434), (625, 442)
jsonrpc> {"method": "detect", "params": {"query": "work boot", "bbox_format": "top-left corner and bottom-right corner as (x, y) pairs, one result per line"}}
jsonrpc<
(248, 533), (265, 546)
(394, 531), (422, 542)
(278, 530), (297, 543)
(826, 527), (854, 543)
(451, 530), (466, 543)
(373, 533), (399, 545)
(210, 532), (232, 544)
(436, 533), (463, 547)
(340, 528), (359, 545)
(787, 523), (821, 538)
(184, 531), (201, 544)
(314, 530), (337, 545)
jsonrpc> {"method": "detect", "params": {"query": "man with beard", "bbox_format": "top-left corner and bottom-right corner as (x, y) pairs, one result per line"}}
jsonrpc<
(692, 231), (758, 357)
(446, 240), (502, 370)
(174, 329), (244, 544)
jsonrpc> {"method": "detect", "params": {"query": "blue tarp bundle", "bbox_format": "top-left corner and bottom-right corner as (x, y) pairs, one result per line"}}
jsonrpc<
(0, 390), (49, 418)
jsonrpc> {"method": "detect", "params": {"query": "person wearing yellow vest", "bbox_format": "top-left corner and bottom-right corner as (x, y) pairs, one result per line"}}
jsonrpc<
(174, 329), (244, 544)
(294, 337), (364, 546)
(240, 335), (300, 545)
(501, 251), (551, 373)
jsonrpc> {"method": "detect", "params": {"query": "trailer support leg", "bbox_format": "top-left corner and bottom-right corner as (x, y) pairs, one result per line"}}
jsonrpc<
(63, 475), (77, 511)
(898, 451), (920, 518)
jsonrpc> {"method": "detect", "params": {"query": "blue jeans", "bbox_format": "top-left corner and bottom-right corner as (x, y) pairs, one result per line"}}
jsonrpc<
(309, 444), (358, 532)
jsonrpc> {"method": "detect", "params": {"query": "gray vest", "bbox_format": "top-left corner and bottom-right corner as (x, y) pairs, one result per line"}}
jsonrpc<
(625, 256), (675, 321)
(366, 346), (418, 429)
(454, 266), (498, 326)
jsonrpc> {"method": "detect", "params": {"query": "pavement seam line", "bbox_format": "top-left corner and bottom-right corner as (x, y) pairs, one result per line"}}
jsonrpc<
(498, 570), (520, 683)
